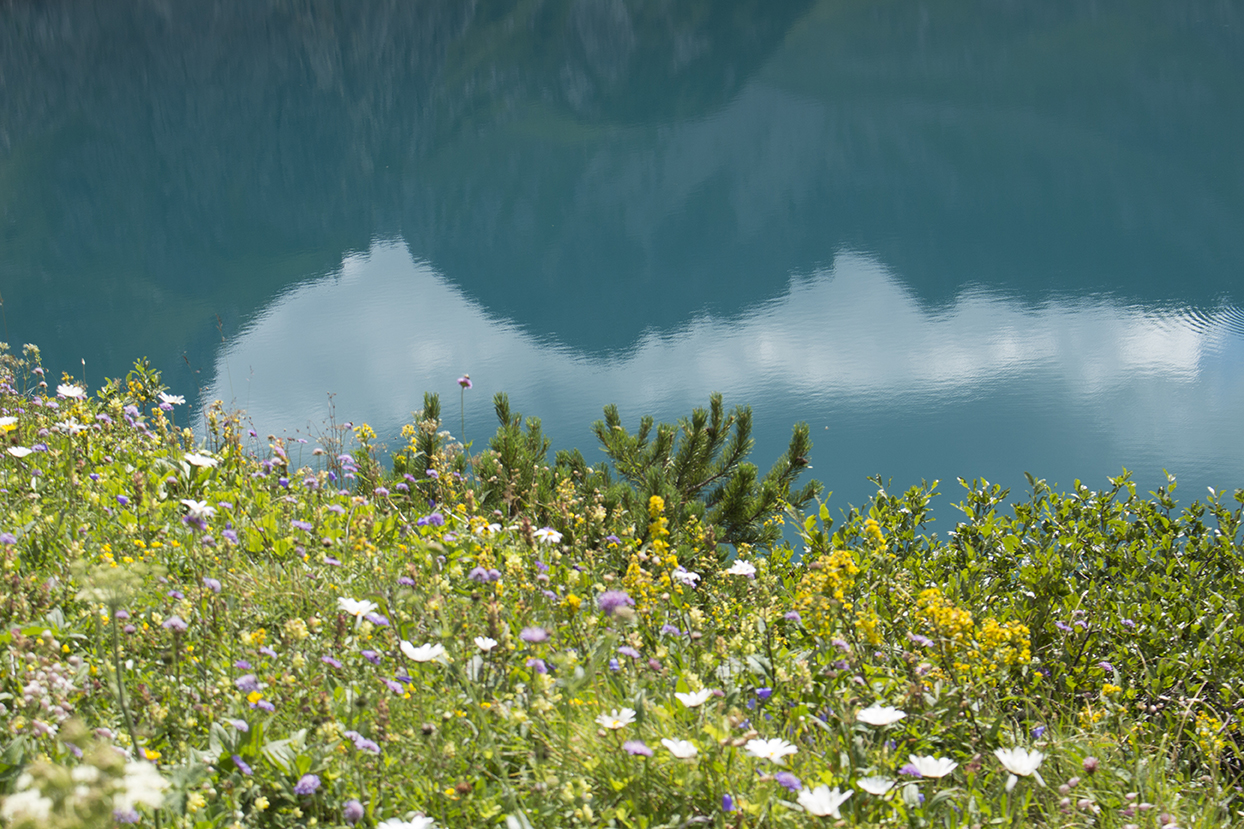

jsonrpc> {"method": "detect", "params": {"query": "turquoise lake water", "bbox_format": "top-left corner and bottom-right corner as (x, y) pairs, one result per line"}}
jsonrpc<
(3, 1), (1243, 513)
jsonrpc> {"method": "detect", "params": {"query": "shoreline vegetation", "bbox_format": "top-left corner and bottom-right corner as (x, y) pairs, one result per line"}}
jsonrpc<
(2, 346), (1244, 829)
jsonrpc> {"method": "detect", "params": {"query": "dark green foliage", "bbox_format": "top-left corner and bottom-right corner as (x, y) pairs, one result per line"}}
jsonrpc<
(474, 393), (559, 517)
(593, 392), (822, 549)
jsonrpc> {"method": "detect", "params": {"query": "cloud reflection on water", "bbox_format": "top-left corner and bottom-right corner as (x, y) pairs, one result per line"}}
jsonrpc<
(209, 240), (1244, 501)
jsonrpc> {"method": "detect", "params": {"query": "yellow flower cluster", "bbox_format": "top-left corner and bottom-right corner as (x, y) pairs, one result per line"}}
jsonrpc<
(916, 587), (1031, 682)
(863, 517), (886, 550)
(793, 548), (860, 638)
(1194, 710), (1232, 762)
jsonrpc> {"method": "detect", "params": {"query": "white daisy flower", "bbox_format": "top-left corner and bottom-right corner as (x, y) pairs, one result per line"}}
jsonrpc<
(595, 708), (636, 730)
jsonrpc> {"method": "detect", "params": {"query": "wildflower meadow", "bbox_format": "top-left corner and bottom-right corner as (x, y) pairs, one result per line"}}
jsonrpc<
(2, 342), (1244, 828)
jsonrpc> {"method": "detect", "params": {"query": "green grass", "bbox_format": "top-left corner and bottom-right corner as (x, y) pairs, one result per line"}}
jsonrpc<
(1, 347), (1243, 828)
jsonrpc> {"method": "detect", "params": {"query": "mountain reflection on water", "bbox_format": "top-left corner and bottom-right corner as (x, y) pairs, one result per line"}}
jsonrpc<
(2, 0), (1243, 508)
(213, 241), (1244, 508)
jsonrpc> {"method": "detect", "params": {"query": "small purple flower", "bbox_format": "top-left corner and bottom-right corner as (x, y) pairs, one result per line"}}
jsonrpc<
(783, 610), (801, 623)
(487, 567), (501, 580)
(328, 503), (346, 514)
(234, 659), (252, 670)
(1055, 621), (1073, 632)
(344, 799), (365, 824)
(398, 576), (415, 586)
(227, 719), (249, 732)
(89, 471), (101, 481)
(774, 772), (801, 792)
(609, 658), (621, 671)
(231, 754), (253, 776)
(622, 740), (653, 757)
(722, 794), (735, 813)
(831, 638), (851, 652)
(384, 678), (405, 694)
(605, 534), (621, 544)
(426, 469), (439, 480)
(364, 612), (389, 626)
(203, 577), (222, 593)
(660, 624), (681, 636)
(162, 616), (188, 632)
(617, 646), (641, 659)
(223, 529), (239, 544)
(115, 609), (131, 620)
(324, 556), (342, 566)
(114, 808), (141, 823)
(755, 687), (772, 701)
(469, 567), (491, 583)
(167, 589), (185, 600)
(374, 487), (390, 497)
(1073, 620), (1088, 630)
(1032, 725), (1047, 739)
(260, 646), (277, 658)
(294, 773), (321, 795)
(416, 512), (445, 527)
(526, 658), (547, 674)
(361, 650), (381, 665)
(458, 375), (472, 389)
(0, 532), (17, 545)
(278, 477), (289, 489)
(520, 627), (549, 643)
(1097, 661), (1114, 672)
(1122, 618), (1136, 628)
(908, 632), (934, 647)
(322, 656), (343, 669)
(395, 483), (409, 493)
(235, 674), (261, 694)
(254, 699), (275, 712)
(292, 520), (313, 532)
(116, 495), (130, 506)
(598, 590), (635, 616)
(899, 763), (923, 778)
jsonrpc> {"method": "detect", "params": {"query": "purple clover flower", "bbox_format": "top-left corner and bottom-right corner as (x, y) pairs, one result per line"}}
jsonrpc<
(203, 577), (222, 593)
(520, 627), (549, 643)
(0, 532), (16, 545)
(162, 616), (188, 632)
(899, 763), (923, 778)
(292, 520), (313, 532)
(526, 658), (547, 674)
(598, 590), (635, 616)
(774, 772), (802, 791)
(622, 740), (653, 757)
(617, 646), (641, 659)
(344, 800), (365, 824)
(660, 624), (681, 636)
(322, 656), (343, 669)
(235, 675), (261, 694)
(294, 773), (321, 795)
(231, 754), (253, 776)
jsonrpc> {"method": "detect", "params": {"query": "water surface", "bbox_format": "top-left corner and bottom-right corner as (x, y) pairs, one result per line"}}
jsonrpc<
(3, 0), (1242, 510)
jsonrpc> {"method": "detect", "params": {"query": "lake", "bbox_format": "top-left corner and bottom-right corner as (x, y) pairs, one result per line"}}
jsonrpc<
(3, 0), (1242, 514)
